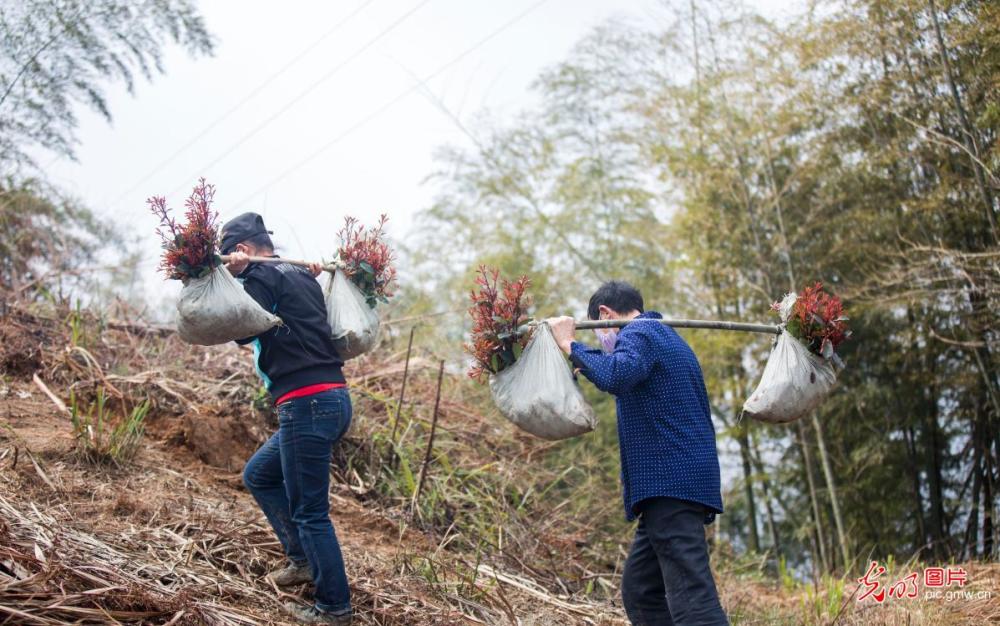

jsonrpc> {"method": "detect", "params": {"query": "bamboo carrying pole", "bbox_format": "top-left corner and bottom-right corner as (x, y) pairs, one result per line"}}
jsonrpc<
(521, 317), (781, 335)
(218, 254), (337, 272)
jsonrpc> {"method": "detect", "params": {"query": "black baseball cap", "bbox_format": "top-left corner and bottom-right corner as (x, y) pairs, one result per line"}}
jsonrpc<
(220, 212), (273, 254)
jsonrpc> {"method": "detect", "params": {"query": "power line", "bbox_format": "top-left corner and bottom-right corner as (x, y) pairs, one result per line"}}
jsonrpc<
(164, 0), (434, 199)
(401, 62), (605, 281)
(231, 0), (554, 210)
(109, 0), (379, 208)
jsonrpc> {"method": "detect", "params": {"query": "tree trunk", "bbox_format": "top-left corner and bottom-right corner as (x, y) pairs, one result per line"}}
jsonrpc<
(812, 412), (851, 569)
(798, 422), (830, 572)
(750, 426), (782, 555)
(925, 412), (949, 558)
(926, 0), (998, 244)
(983, 440), (994, 559)
(738, 420), (761, 553)
(903, 424), (928, 550)
(907, 309), (949, 559)
(964, 413), (982, 560)
(808, 527), (822, 584)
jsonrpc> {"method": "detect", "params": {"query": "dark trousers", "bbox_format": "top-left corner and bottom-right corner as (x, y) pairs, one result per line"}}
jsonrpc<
(243, 388), (353, 613)
(621, 497), (728, 625)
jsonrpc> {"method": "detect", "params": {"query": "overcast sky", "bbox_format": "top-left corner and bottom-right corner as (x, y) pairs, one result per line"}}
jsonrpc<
(45, 0), (789, 306)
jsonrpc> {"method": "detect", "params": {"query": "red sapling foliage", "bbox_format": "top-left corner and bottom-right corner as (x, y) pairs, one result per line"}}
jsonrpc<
(337, 214), (396, 307)
(466, 266), (532, 382)
(776, 282), (850, 359)
(150, 178), (220, 280)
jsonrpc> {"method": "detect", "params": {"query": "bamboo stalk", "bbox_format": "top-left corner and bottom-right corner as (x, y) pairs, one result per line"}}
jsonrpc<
(521, 317), (781, 335)
(217, 254), (337, 272)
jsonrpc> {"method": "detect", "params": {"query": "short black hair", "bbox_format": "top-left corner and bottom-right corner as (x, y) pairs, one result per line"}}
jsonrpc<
(222, 231), (274, 254)
(588, 281), (644, 320)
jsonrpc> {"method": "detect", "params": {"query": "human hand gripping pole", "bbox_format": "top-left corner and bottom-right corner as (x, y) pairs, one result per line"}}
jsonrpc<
(224, 251), (250, 276)
(545, 316), (577, 354)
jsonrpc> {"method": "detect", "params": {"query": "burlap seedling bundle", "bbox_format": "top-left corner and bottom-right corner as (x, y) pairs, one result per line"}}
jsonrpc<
(177, 264), (282, 346)
(324, 269), (379, 360)
(742, 294), (838, 423)
(489, 323), (597, 440)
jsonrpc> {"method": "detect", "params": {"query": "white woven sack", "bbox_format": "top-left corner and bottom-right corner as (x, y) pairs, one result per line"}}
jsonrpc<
(489, 323), (597, 440)
(177, 264), (282, 345)
(742, 293), (838, 423)
(324, 269), (379, 360)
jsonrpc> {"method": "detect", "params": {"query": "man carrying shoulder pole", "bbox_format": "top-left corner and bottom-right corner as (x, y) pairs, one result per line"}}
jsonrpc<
(222, 212), (354, 625)
(548, 280), (729, 626)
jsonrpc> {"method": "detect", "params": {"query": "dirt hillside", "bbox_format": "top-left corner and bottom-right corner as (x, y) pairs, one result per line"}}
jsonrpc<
(1, 302), (998, 625)
(0, 303), (627, 624)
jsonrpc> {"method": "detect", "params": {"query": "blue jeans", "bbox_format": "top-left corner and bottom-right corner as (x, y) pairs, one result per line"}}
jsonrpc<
(243, 388), (352, 613)
(622, 497), (729, 625)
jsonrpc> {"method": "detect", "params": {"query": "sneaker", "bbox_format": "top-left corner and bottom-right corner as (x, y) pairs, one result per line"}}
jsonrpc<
(282, 602), (352, 625)
(269, 561), (313, 587)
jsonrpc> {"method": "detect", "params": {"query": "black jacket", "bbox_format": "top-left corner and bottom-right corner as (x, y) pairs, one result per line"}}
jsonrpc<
(235, 258), (345, 400)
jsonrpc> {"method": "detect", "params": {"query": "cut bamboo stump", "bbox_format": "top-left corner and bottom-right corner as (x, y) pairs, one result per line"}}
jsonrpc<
(411, 359), (445, 518)
(388, 325), (416, 468)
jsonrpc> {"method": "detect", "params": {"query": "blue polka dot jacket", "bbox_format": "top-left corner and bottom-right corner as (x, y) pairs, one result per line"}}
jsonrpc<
(569, 311), (724, 523)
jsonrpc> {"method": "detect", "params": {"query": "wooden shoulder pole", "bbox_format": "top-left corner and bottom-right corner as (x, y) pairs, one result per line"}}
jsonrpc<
(218, 254), (337, 273)
(518, 318), (781, 336)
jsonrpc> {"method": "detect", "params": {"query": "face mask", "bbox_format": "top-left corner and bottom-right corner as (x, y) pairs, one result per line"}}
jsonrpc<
(595, 328), (619, 354)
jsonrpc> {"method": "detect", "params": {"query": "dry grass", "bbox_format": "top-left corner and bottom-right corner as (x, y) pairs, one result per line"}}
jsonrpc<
(0, 300), (627, 624)
(714, 552), (1000, 625)
(1, 299), (997, 625)
(0, 391), (628, 625)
